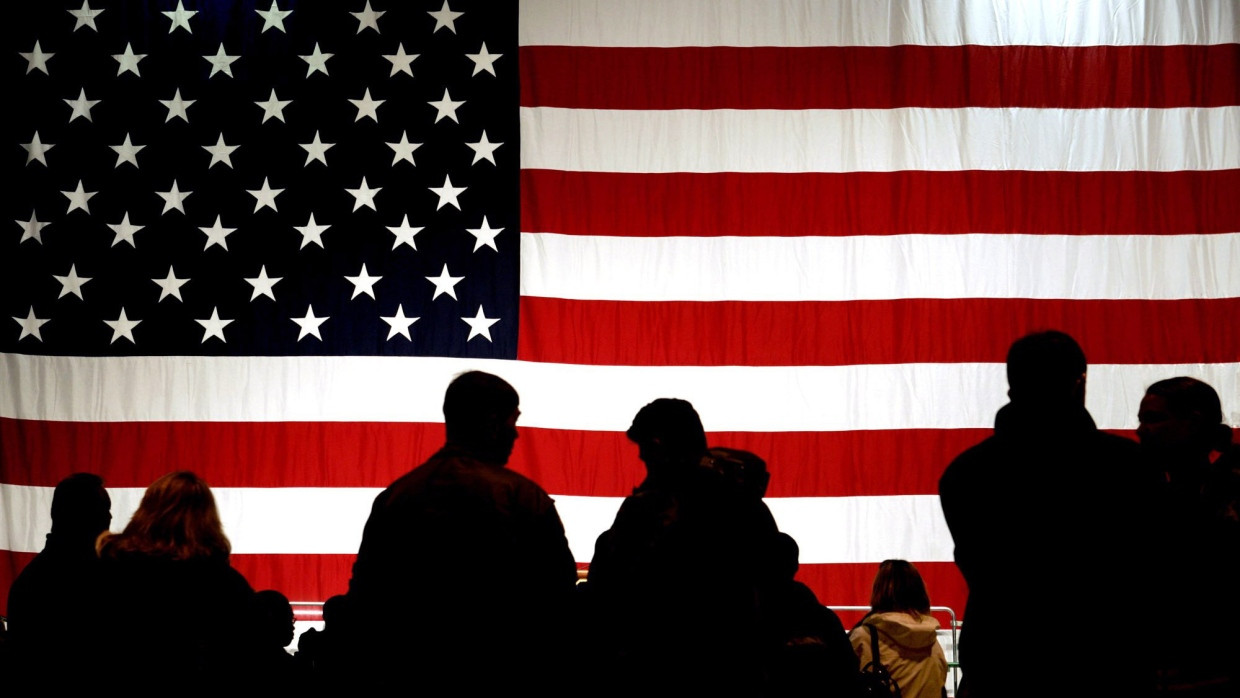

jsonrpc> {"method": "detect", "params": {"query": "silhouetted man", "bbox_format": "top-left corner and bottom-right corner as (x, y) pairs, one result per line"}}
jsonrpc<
(587, 400), (775, 693)
(6, 473), (111, 678)
(938, 331), (1157, 697)
(346, 371), (577, 692)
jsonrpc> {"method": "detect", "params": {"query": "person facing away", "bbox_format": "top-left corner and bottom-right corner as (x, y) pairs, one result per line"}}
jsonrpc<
(1137, 377), (1238, 694)
(6, 473), (111, 678)
(758, 530), (860, 697)
(937, 330), (1159, 697)
(586, 401), (778, 693)
(249, 589), (301, 689)
(293, 593), (352, 685)
(346, 371), (578, 693)
(849, 560), (947, 698)
(95, 471), (259, 690)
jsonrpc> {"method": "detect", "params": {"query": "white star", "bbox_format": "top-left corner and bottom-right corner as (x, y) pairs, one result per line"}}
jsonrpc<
(68, 1), (105, 32)
(204, 134), (239, 168)
(20, 41), (54, 75)
(428, 1), (463, 34)
(153, 266), (189, 302)
(466, 42), (502, 77)
(465, 130), (503, 166)
(345, 263), (382, 300)
(387, 215), (423, 250)
(386, 132), (421, 166)
(17, 212), (48, 245)
(255, 1), (292, 33)
(351, 1), (385, 33)
(383, 43), (418, 78)
(466, 216), (504, 252)
(381, 304), (419, 341)
(428, 175), (466, 211)
(295, 213), (330, 249)
(349, 88), (384, 123)
(292, 305), (328, 341)
(196, 307), (234, 343)
(64, 88), (100, 122)
(427, 88), (464, 124)
(62, 180), (96, 214)
(13, 307), (50, 342)
(299, 131), (334, 166)
(300, 43), (333, 77)
(255, 88), (292, 123)
(156, 180), (192, 214)
(104, 308), (141, 344)
(163, 1), (198, 34)
(113, 42), (146, 76)
(160, 89), (195, 123)
(199, 215), (236, 251)
(22, 132), (54, 167)
(204, 44), (240, 78)
(244, 265), (283, 301)
(108, 212), (144, 248)
(54, 264), (91, 300)
(110, 133), (145, 168)
(426, 263), (463, 300)
(346, 177), (381, 212)
(247, 177), (284, 213)
(462, 305), (499, 342)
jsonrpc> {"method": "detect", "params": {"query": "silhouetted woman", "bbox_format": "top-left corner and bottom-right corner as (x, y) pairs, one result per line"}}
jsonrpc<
(850, 560), (947, 698)
(97, 471), (257, 688)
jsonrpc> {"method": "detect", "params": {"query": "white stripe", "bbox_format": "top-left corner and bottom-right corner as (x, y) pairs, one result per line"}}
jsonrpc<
(0, 485), (950, 564)
(519, 0), (1238, 47)
(520, 233), (1240, 301)
(3, 352), (1236, 432)
(520, 107), (1240, 174)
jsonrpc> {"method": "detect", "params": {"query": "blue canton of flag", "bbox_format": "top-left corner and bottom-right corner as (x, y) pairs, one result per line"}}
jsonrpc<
(5, 0), (519, 359)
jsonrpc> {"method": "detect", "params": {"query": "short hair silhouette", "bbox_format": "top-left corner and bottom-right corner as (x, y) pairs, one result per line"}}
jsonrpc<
(103, 471), (230, 559)
(1143, 376), (1233, 452)
(443, 371), (518, 444)
(626, 398), (707, 460)
(1006, 330), (1087, 404)
(868, 559), (932, 620)
(254, 589), (296, 649)
(50, 472), (111, 537)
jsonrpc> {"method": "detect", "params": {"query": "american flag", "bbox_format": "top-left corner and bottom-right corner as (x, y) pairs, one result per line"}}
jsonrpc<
(3, 0), (1238, 624)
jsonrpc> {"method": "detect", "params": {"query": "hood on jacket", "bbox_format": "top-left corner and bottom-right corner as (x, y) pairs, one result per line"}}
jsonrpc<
(864, 611), (941, 650)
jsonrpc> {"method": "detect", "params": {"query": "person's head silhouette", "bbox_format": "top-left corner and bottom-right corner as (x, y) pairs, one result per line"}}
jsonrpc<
(49, 472), (111, 544)
(443, 371), (521, 465)
(1006, 330), (1087, 408)
(626, 398), (708, 479)
(1138, 376), (1232, 464)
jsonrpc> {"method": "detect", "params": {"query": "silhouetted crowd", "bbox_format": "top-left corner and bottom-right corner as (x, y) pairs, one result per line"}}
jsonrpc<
(2, 331), (1237, 697)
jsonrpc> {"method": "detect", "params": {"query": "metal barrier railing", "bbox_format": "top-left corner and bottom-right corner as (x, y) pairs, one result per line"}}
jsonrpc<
(828, 605), (960, 697)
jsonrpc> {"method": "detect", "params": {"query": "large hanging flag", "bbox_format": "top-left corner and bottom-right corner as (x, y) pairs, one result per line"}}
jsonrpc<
(3, 0), (1238, 623)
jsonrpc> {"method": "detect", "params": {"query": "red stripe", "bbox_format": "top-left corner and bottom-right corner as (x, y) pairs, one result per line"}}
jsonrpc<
(1, 417), (1022, 497)
(518, 297), (1240, 367)
(521, 170), (1240, 238)
(0, 551), (968, 626)
(520, 44), (1240, 109)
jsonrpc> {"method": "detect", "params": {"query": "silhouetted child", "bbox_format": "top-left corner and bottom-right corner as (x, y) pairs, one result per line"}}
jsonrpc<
(294, 593), (352, 686)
